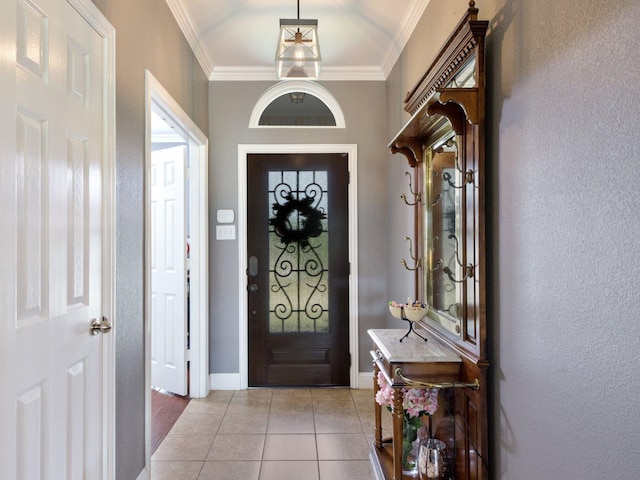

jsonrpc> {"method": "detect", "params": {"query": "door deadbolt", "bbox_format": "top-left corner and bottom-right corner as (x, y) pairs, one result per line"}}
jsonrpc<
(249, 284), (258, 293)
(90, 317), (112, 336)
(248, 256), (259, 277)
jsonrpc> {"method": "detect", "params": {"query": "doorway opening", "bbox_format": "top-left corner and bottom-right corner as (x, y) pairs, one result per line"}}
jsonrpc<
(144, 71), (209, 467)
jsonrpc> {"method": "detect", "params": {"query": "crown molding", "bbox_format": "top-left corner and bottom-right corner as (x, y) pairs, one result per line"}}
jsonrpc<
(169, 0), (430, 82)
(209, 65), (385, 82)
(165, 0), (215, 78)
(381, 0), (432, 78)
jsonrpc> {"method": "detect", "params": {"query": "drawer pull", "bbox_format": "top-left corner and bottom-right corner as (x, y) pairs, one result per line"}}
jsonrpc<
(371, 350), (384, 363)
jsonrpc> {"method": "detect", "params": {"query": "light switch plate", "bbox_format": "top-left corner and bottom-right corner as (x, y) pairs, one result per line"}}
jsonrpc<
(216, 225), (236, 240)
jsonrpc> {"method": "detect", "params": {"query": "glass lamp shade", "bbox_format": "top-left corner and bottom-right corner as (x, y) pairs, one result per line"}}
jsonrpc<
(276, 19), (321, 79)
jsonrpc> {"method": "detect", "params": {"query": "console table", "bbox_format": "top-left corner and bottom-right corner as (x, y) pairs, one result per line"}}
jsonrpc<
(369, 329), (462, 480)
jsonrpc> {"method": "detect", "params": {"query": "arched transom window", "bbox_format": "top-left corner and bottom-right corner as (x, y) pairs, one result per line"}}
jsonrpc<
(249, 81), (345, 128)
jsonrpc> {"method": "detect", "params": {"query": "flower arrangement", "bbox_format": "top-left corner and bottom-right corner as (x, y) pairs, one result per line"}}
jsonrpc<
(388, 300), (404, 319)
(375, 371), (439, 473)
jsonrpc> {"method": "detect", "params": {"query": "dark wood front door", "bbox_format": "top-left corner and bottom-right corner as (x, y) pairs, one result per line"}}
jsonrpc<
(247, 153), (350, 387)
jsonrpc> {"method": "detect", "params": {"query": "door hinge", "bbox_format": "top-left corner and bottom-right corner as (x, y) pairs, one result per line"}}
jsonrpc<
(186, 348), (191, 361)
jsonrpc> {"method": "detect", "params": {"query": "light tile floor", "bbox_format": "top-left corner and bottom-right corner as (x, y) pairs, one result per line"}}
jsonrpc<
(151, 388), (393, 480)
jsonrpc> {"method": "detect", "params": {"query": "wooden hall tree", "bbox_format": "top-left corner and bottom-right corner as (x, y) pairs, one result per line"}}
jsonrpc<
(370, 2), (490, 479)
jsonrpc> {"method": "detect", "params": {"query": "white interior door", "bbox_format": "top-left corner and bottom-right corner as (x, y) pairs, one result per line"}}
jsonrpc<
(0, 0), (114, 478)
(150, 145), (188, 395)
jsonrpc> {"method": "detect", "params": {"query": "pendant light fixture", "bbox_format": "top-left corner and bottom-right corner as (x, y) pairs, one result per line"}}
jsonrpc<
(275, 0), (321, 79)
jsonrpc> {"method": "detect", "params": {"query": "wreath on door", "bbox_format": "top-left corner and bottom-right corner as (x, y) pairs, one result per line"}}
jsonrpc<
(269, 193), (326, 247)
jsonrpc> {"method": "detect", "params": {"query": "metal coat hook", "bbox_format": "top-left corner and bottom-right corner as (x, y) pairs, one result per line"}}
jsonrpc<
(443, 169), (474, 189)
(436, 138), (475, 188)
(400, 236), (422, 271)
(441, 234), (476, 283)
(400, 171), (421, 206)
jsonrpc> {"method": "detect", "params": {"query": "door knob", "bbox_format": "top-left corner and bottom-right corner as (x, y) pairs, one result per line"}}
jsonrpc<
(90, 317), (112, 336)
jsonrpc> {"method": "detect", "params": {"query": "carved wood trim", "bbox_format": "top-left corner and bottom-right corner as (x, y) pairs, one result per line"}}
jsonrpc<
(404, 14), (488, 116)
(389, 139), (423, 167)
(427, 99), (467, 135)
(437, 88), (481, 125)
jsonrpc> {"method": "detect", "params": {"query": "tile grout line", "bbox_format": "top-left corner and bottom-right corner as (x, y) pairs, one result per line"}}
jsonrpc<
(153, 389), (376, 479)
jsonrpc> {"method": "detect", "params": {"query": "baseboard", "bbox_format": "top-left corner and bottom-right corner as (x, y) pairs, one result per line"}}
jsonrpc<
(209, 373), (242, 390)
(209, 372), (373, 391)
(358, 371), (374, 389)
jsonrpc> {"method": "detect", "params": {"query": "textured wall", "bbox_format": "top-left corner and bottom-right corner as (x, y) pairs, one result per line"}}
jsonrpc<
(209, 81), (389, 374)
(85, 0), (640, 477)
(485, 0), (640, 477)
(90, 1), (208, 478)
(389, 0), (640, 478)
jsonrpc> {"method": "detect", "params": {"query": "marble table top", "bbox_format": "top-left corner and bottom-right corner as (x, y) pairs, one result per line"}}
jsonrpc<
(368, 329), (461, 363)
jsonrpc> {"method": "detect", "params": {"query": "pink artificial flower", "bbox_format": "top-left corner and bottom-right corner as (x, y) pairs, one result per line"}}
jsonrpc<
(375, 371), (439, 418)
(403, 387), (438, 418)
(375, 371), (394, 409)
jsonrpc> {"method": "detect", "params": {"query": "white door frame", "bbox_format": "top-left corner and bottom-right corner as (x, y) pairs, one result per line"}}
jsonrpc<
(73, 1), (117, 477)
(237, 144), (360, 389)
(66, 1), (117, 477)
(144, 71), (209, 465)
(91, 2), (117, 476)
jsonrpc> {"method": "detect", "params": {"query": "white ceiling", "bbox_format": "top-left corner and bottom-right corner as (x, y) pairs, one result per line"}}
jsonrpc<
(166, 0), (432, 81)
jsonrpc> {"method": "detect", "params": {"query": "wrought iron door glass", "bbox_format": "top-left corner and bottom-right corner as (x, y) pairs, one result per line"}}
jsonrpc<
(268, 170), (329, 333)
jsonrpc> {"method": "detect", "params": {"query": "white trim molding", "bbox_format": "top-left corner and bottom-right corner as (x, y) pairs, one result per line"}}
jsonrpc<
(209, 372), (374, 392)
(237, 144), (359, 390)
(144, 70), (209, 472)
(380, 0), (431, 78)
(210, 373), (242, 391)
(164, 0), (215, 77)
(358, 371), (375, 390)
(166, 0), (430, 81)
(66, 1), (117, 478)
(210, 65), (386, 82)
(248, 81), (346, 129)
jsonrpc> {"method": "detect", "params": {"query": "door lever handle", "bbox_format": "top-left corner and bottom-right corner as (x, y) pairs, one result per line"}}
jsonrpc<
(90, 317), (112, 336)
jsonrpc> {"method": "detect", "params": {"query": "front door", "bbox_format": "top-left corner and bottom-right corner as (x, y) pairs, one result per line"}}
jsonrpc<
(247, 153), (350, 386)
(0, 0), (114, 478)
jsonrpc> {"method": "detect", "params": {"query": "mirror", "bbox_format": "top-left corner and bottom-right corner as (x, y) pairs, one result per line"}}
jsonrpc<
(424, 133), (464, 336)
(447, 54), (477, 88)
